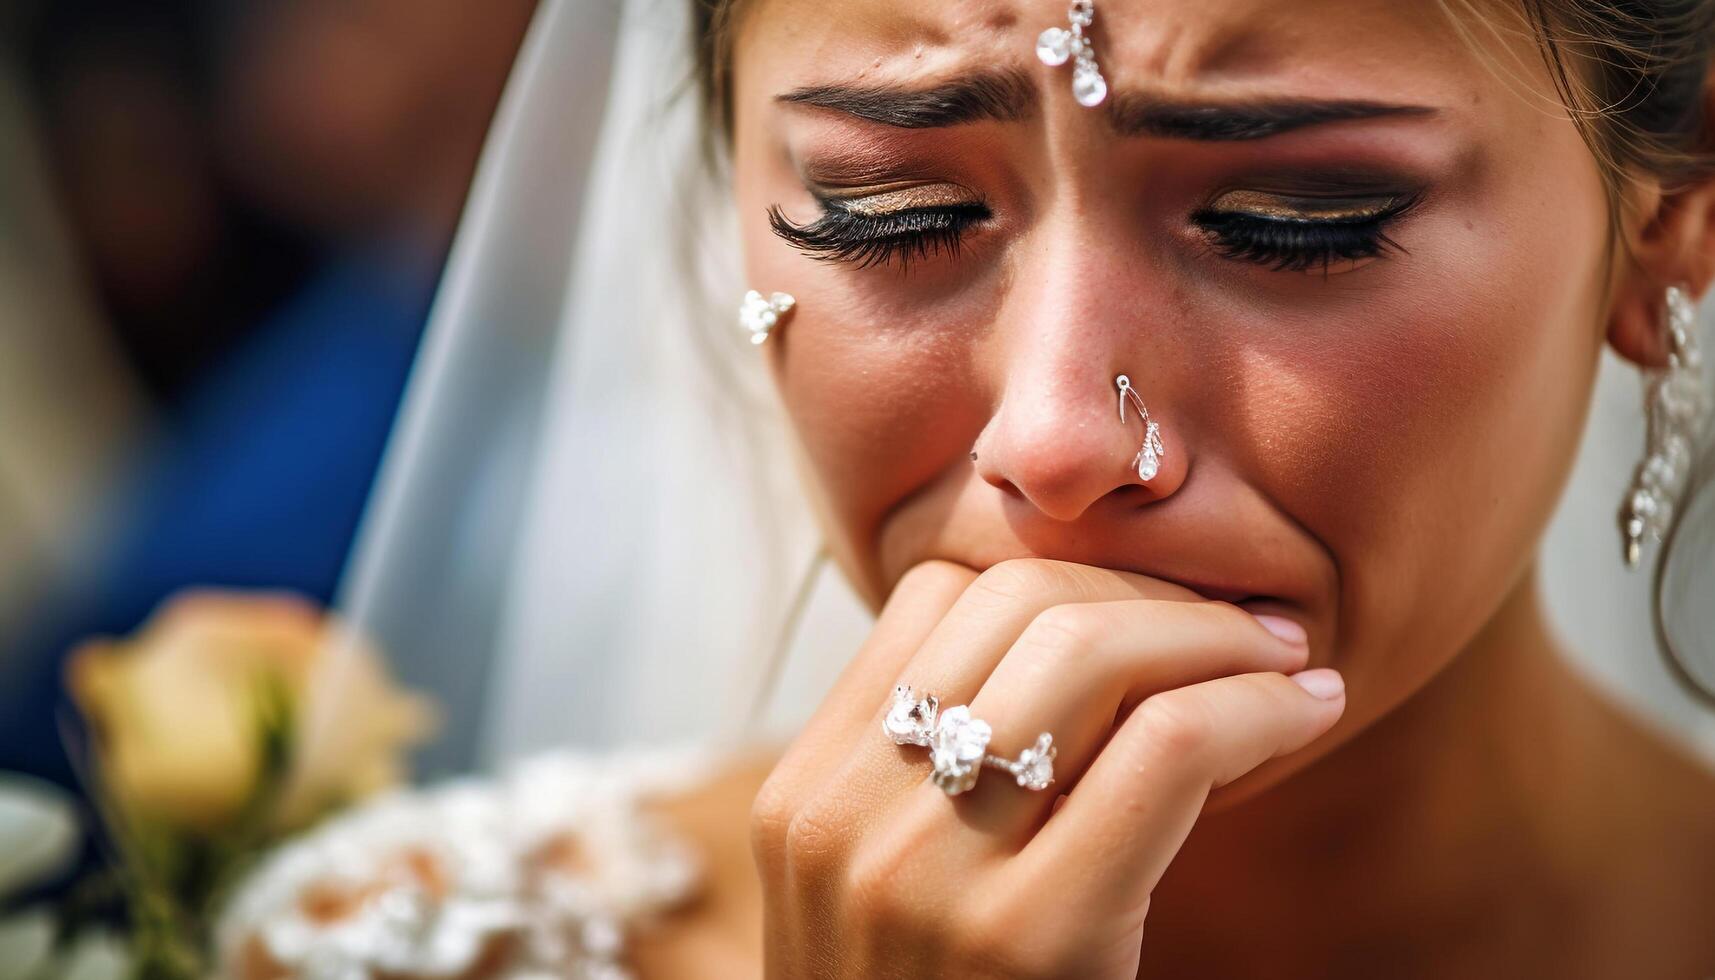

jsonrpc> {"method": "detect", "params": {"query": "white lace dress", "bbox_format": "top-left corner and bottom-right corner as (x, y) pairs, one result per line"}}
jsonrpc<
(216, 747), (714, 980)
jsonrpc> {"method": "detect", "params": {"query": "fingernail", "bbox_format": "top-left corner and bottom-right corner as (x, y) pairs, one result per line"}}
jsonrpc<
(1253, 614), (1307, 647)
(1290, 668), (1344, 701)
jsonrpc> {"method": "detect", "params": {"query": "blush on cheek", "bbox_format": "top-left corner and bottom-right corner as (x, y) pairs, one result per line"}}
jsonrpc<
(774, 307), (989, 582)
(1232, 219), (1605, 722)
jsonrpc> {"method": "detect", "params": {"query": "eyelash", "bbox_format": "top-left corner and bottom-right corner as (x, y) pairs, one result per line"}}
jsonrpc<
(768, 200), (989, 270)
(1190, 194), (1420, 272)
(768, 191), (1420, 273)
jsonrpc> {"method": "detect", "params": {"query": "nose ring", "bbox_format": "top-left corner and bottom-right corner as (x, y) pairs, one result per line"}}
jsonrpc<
(1116, 375), (1166, 482)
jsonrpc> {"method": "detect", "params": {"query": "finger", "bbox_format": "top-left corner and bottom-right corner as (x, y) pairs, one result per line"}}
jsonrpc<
(772, 561), (1206, 872)
(1013, 668), (1345, 915)
(896, 559), (1204, 713)
(853, 560), (1206, 809)
(955, 599), (1310, 841)
(751, 561), (974, 913)
(763, 561), (975, 800)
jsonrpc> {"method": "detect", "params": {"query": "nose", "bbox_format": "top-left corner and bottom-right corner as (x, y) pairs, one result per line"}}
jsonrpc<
(969, 236), (1189, 523)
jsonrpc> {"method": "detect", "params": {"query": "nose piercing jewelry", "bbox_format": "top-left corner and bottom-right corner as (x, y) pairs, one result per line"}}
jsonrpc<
(1036, 0), (1108, 108)
(1619, 284), (1708, 567)
(738, 289), (795, 345)
(1116, 375), (1166, 482)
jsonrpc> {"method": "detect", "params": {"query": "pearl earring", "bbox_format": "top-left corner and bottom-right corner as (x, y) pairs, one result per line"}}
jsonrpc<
(739, 289), (795, 345)
(1620, 284), (1709, 568)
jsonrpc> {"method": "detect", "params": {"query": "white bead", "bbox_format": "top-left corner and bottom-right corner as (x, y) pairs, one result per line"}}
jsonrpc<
(1036, 27), (1072, 66)
(1136, 447), (1159, 482)
(1073, 66), (1108, 107)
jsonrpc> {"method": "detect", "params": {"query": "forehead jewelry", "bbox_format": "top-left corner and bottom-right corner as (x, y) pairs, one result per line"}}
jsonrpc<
(1116, 374), (1165, 482)
(738, 289), (795, 345)
(1036, 0), (1108, 108)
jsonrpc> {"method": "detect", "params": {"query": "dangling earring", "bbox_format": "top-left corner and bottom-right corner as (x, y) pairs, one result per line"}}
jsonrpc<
(1619, 284), (1709, 568)
(739, 289), (795, 345)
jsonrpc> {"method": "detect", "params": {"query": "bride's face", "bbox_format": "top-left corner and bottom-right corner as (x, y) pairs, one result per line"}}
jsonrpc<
(730, 0), (1613, 741)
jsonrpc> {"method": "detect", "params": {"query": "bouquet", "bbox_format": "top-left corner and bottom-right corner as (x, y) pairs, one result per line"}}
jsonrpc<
(17, 591), (435, 979)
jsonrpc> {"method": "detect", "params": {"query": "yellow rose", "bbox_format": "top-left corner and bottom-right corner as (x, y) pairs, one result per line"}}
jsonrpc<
(67, 591), (435, 831)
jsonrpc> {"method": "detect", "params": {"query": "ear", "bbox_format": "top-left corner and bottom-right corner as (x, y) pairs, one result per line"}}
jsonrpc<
(1608, 173), (1715, 368)
(1608, 111), (1715, 368)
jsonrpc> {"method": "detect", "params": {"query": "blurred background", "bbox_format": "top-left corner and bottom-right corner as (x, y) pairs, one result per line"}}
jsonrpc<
(0, 0), (537, 791)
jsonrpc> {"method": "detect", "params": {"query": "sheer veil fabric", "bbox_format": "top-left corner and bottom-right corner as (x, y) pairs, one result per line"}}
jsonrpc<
(319, 0), (857, 775)
(319, 0), (1714, 779)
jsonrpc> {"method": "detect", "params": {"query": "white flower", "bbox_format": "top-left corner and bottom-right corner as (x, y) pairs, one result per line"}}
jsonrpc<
(216, 747), (710, 979)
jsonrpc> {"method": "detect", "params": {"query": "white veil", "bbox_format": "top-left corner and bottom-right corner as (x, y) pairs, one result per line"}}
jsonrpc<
(326, 0), (1714, 778)
(328, 0), (863, 775)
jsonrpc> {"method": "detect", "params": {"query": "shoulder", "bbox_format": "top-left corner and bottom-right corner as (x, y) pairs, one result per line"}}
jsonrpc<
(218, 742), (776, 980)
(630, 746), (778, 979)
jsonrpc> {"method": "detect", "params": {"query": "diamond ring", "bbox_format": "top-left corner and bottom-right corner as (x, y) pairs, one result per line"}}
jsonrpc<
(882, 686), (1057, 796)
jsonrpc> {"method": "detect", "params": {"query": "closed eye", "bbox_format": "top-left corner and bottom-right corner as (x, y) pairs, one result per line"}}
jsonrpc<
(1191, 190), (1421, 273)
(768, 185), (991, 270)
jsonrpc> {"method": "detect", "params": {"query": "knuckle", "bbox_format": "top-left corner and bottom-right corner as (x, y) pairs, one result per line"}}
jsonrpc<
(1236, 668), (1297, 705)
(968, 558), (1062, 608)
(1134, 688), (1217, 761)
(780, 795), (852, 879)
(1019, 603), (1103, 665)
(895, 559), (972, 596)
(748, 775), (797, 871)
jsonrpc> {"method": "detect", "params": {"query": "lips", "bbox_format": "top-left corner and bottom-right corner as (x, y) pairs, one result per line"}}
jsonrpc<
(947, 553), (1287, 612)
(1165, 580), (1256, 605)
(871, 465), (1336, 629)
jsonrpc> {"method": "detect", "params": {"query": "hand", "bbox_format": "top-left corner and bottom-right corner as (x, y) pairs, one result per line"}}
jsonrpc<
(751, 558), (1345, 979)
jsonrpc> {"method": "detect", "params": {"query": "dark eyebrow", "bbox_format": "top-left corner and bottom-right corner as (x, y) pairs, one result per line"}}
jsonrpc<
(1108, 96), (1435, 140)
(776, 68), (1036, 128)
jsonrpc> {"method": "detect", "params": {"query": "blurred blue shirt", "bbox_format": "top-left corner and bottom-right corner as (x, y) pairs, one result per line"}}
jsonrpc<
(3, 244), (432, 787)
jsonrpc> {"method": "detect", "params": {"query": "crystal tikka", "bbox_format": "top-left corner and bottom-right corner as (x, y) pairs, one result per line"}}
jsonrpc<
(738, 289), (795, 345)
(1620, 285), (1709, 567)
(1036, 1), (1108, 108)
